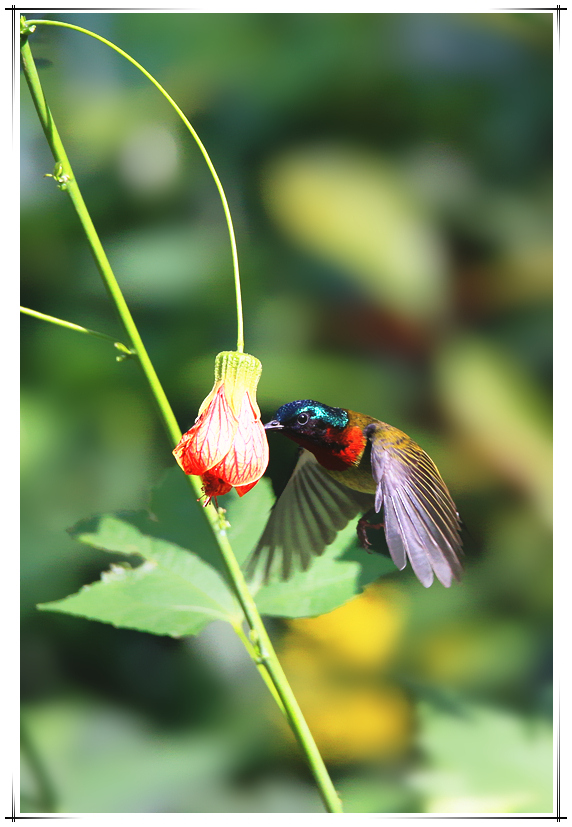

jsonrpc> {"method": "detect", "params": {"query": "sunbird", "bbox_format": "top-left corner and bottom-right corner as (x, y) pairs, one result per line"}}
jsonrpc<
(250, 399), (463, 588)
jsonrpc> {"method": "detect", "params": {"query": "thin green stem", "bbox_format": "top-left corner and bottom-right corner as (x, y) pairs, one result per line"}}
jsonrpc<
(232, 622), (286, 713)
(20, 306), (132, 356)
(21, 29), (181, 448)
(21, 19), (341, 813)
(23, 17), (244, 354)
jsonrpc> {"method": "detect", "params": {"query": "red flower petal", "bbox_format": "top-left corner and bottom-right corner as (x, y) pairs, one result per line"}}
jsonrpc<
(172, 384), (238, 476)
(234, 479), (259, 497)
(210, 392), (269, 486)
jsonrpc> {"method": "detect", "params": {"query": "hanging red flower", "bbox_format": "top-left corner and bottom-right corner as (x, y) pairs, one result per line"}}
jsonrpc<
(173, 351), (269, 506)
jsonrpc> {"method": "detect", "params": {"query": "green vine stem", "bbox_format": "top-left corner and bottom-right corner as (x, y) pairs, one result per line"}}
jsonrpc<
(20, 306), (133, 359)
(20, 17), (342, 814)
(22, 16), (243, 355)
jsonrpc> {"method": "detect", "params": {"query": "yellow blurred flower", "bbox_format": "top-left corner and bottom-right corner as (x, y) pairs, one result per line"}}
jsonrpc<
(277, 583), (413, 763)
(287, 678), (412, 764)
(286, 582), (407, 670)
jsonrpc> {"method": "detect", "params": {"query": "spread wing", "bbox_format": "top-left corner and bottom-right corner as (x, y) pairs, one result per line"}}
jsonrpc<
(248, 449), (374, 581)
(365, 423), (463, 588)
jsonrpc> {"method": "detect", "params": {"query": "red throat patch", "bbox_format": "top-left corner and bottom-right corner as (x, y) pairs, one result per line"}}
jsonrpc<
(331, 425), (367, 466)
(293, 425), (366, 471)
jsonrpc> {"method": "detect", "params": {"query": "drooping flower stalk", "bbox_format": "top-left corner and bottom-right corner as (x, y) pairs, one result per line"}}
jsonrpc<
(21, 16), (244, 355)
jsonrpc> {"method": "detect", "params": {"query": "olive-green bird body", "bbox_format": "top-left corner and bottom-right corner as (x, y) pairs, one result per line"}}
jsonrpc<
(250, 400), (463, 588)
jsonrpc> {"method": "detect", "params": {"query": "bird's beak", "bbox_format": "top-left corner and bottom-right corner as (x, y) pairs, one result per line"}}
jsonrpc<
(264, 419), (284, 431)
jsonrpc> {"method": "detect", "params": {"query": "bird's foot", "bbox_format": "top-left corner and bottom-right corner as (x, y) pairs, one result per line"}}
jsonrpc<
(357, 516), (384, 550)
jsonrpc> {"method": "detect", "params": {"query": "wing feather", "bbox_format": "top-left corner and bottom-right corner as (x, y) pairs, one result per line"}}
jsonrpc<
(248, 449), (374, 582)
(392, 488), (434, 586)
(366, 423), (463, 588)
(395, 487), (454, 586)
(400, 485), (463, 579)
(380, 495), (407, 571)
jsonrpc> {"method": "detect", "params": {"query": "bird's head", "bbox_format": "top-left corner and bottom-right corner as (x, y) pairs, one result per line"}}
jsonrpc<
(264, 400), (349, 444)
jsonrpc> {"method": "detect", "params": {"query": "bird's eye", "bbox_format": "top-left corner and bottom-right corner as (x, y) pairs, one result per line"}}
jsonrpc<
(296, 412), (310, 425)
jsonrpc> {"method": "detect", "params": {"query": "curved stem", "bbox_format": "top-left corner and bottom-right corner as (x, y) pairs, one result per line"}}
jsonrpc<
(20, 20), (341, 813)
(20, 306), (132, 356)
(21, 27), (184, 448)
(24, 17), (244, 353)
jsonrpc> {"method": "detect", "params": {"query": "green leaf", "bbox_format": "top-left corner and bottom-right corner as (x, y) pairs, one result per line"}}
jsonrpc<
(144, 466), (222, 572)
(146, 467), (275, 573)
(411, 702), (553, 814)
(38, 515), (241, 637)
(152, 468), (395, 619)
(39, 467), (397, 634)
(250, 522), (395, 619)
(224, 477), (276, 566)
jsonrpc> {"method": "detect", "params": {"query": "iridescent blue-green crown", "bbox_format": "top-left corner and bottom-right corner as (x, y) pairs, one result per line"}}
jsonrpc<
(275, 400), (349, 430)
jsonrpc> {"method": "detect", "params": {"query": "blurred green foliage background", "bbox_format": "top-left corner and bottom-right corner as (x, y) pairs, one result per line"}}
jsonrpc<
(20, 12), (553, 814)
